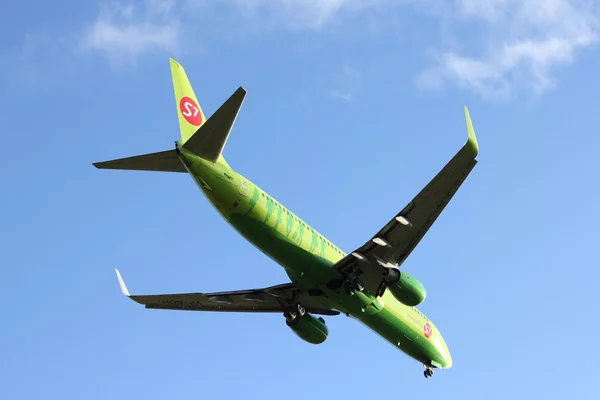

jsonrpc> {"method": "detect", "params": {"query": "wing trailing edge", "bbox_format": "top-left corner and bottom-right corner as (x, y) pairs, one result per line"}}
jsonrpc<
(114, 269), (340, 316)
(333, 106), (481, 296)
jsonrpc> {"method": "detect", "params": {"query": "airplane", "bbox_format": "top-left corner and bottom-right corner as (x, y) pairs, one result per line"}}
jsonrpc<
(95, 58), (479, 379)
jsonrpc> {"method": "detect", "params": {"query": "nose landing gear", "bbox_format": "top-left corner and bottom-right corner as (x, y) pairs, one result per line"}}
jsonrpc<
(423, 365), (434, 378)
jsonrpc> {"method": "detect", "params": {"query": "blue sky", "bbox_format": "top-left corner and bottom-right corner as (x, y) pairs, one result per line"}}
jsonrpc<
(2, 0), (600, 398)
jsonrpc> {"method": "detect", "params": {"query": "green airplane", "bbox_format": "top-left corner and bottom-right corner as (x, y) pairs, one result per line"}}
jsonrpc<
(95, 59), (479, 379)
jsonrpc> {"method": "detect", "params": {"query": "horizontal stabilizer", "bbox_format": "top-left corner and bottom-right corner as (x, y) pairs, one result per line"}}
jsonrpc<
(183, 87), (246, 162)
(93, 149), (187, 173)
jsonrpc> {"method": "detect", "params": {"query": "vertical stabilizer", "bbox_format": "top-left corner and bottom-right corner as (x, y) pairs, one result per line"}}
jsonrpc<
(170, 58), (207, 144)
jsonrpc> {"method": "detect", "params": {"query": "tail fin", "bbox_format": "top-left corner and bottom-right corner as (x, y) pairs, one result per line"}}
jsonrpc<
(170, 58), (207, 144)
(93, 58), (245, 173)
(171, 58), (246, 164)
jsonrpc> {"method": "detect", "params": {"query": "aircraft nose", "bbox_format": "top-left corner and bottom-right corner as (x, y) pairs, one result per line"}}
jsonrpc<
(436, 336), (453, 369)
(440, 347), (452, 369)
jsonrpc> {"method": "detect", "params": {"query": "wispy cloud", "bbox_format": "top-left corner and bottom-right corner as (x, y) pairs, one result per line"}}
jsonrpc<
(79, 0), (181, 66)
(329, 65), (362, 102)
(204, 0), (600, 101)
(210, 0), (379, 31)
(415, 0), (600, 101)
(73, 0), (600, 101)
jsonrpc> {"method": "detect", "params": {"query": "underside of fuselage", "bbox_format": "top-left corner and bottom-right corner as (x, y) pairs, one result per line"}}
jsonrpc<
(179, 147), (452, 371)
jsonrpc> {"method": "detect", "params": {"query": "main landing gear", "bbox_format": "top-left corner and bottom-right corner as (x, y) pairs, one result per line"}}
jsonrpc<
(343, 276), (365, 296)
(423, 365), (434, 379)
(284, 303), (305, 326)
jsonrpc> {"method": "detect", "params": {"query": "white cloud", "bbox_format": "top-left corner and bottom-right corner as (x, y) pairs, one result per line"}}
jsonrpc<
(453, 0), (513, 21)
(80, 0), (181, 66)
(75, 0), (600, 101)
(415, 0), (600, 101)
(329, 65), (362, 101)
(213, 0), (377, 31)
(207, 0), (600, 101)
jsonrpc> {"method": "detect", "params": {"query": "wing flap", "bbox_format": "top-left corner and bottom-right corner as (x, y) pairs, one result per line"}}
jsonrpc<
(115, 269), (339, 316)
(131, 293), (287, 313)
(367, 144), (476, 266)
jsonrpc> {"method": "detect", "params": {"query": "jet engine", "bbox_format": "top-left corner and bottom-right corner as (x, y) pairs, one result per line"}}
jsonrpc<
(385, 270), (427, 306)
(286, 312), (329, 344)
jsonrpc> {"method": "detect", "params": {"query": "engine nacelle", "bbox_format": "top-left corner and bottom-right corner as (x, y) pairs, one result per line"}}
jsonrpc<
(286, 313), (329, 344)
(387, 271), (427, 306)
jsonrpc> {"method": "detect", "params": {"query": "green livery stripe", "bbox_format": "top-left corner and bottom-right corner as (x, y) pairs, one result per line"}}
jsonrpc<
(177, 129), (452, 370)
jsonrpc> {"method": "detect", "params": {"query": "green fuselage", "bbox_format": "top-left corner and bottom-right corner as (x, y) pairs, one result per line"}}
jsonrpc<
(178, 145), (452, 369)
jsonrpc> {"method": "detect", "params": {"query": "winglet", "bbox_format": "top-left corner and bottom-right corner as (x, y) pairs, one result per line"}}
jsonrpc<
(115, 268), (130, 297)
(464, 106), (479, 157)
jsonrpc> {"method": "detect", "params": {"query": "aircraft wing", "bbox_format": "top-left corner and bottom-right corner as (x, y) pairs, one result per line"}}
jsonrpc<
(115, 269), (340, 316)
(333, 107), (479, 295)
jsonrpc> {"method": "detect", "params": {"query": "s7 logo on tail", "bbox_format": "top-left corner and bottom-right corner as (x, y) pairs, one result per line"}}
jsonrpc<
(179, 96), (202, 126)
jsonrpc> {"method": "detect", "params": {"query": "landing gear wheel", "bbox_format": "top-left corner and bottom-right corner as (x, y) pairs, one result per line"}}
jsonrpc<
(284, 310), (298, 326)
(344, 277), (365, 296)
(284, 303), (305, 326)
(423, 366), (434, 378)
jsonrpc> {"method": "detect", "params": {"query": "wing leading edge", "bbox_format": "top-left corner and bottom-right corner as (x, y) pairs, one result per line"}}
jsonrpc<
(115, 269), (340, 316)
(333, 106), (480, 295)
